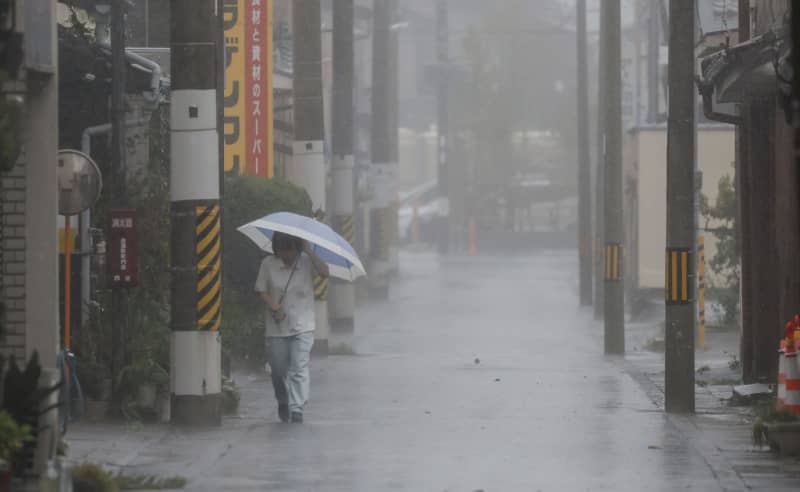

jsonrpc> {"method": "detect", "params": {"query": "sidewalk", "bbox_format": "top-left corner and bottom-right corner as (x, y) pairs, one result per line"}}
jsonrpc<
(615, 304), (800, 491)
(64, 252), (800, 491)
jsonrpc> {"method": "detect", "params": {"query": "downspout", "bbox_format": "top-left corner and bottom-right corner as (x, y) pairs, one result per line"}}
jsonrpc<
(696, 77), (742, 125)
(79, 118), (150, 326)
(98, 42), (163, 105)
(124, 49), (162, 104)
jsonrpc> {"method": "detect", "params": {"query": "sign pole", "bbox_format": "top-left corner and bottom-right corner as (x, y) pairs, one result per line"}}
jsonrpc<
(64, 215), (71, 350)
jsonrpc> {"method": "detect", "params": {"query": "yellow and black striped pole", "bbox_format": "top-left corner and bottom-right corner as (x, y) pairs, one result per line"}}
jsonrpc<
(330, 0), (357, 336)
(664, 0), (696, 414)
(604, 243), (623, 282)
(170, 0), (223, 425)
(288, 0), (330, 354)
(369, 0), (397, 300)
(665, 247), (692, 305)
(196, 205), (222, 332)
(601, 0), (625, 354)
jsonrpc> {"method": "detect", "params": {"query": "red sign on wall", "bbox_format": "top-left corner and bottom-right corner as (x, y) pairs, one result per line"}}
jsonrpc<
(107, 209), (138, 288)
(245, 0), (273, 177)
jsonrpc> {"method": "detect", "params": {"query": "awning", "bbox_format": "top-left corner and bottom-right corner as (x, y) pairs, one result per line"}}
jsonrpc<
(698, 27), (789, 105)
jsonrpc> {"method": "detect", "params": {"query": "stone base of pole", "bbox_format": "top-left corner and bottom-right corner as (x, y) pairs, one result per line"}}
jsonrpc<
(312, 300), (330, 356)
(172, 394), (222, 426)
(171, 331), (222, 426)
(368, 261), (391, 300)
(330, 282), (356, 334)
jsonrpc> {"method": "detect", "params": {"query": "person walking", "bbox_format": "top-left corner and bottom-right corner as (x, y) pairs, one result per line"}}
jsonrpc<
(255, 231), (330, 423)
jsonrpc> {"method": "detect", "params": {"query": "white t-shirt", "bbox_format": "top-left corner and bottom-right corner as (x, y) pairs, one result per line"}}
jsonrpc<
(254, 253), (315, 337)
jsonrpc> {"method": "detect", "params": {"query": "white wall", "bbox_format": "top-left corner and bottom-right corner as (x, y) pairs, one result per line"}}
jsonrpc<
(628, 125), (736, 290)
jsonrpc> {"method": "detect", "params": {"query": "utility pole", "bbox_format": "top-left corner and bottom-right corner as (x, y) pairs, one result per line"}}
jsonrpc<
(793, 0), (800, 339)
(170, 0), (223, 425)
(664, 0), (695, 413)
(436, 0), (450, 254)
(369, 0), (397, 299)
(594, 3), (607, 321)
(577, 0), (592, 306)
(331, 0), (357, 337)
(110, 0), (128, 405)
(290, 0), (330, 352)
(646, 0), (660, 123)
(387, 0), (400, 271)
(603, 0), (624, 354)
(737, 0), (753, 383)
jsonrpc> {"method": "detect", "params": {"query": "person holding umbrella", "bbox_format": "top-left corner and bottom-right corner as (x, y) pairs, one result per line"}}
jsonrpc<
(240, 212), (366, 422)
(255, 231), (329, 423)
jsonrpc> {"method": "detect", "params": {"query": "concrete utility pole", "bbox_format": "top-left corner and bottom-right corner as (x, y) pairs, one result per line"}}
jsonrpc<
(290, 0), (330, 352)
(646, 0), (660, 123)
(369, 0), (397, 299)
(664, 0), (696, 413)
(436, 0), (450, 254)
(602, 0), (624, 353)
(577, 0), (592, 306)
(793, 0), (800, 344)
(594, 3), (607, 320)
(737, 0), (753, 383)
(110, 0), (128, 405)
(330, 0), (356, 337)
(170, 0), (223, 425)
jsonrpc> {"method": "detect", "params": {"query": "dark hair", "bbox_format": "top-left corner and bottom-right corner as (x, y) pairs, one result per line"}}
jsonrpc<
(272, 231), (302, 253)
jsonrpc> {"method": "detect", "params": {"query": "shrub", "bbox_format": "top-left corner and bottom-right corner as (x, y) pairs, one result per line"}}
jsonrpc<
(221, 176), (311, 362)
(0, 411), (31, 465)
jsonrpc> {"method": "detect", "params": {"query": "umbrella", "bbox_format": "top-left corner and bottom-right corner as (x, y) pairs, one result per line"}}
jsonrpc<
(237, 212), (366, 281)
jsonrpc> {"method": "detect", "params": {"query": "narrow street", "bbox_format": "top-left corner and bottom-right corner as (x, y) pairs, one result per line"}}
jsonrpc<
(68, 250), (791, 491)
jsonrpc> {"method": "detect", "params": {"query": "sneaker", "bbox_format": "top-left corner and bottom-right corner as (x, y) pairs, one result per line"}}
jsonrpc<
(278, 404), (290, 423)
(290, 411), (303, 424)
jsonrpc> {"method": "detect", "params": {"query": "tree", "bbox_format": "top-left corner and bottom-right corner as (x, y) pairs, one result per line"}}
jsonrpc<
(700, 170), (739, 325)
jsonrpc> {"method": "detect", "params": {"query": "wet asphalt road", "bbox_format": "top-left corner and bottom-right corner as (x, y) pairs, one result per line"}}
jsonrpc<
(170, 251), (724, 492)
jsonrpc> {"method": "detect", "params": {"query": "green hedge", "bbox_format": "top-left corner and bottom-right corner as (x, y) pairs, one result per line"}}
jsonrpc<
(221, 176), (312, 363)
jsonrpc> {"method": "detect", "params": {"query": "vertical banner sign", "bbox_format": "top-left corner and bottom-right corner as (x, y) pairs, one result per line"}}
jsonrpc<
(107, 209), (139, 287)
(223, 0), (273, 177)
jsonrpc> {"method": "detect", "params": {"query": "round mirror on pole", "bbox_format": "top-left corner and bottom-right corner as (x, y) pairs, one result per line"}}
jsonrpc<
(57, 149), (102, 216)
(57, 149), (102, 352)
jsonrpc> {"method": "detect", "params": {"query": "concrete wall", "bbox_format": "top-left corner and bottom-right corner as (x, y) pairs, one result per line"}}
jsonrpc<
(625, 125), (735, 291)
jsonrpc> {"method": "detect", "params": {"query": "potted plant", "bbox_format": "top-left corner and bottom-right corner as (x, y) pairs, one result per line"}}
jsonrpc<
(117, 360), (169, 422)
(74, 302), (113, 422)
(1, 352), (62, 479)
(78, 358), (112, 422)
(0, 411), (31, 491)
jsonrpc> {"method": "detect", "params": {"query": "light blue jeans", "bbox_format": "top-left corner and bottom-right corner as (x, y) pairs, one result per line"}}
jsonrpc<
(267, 332), (314, 413)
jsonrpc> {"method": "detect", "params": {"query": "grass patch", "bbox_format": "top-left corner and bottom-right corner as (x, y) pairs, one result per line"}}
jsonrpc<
(114, 473), (187, 490)
(72, 463), (187, 491)
(709, 377), (741, 386)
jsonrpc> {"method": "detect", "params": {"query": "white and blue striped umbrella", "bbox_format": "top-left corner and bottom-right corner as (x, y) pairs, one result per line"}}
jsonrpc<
(237, 212), (366, 281)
